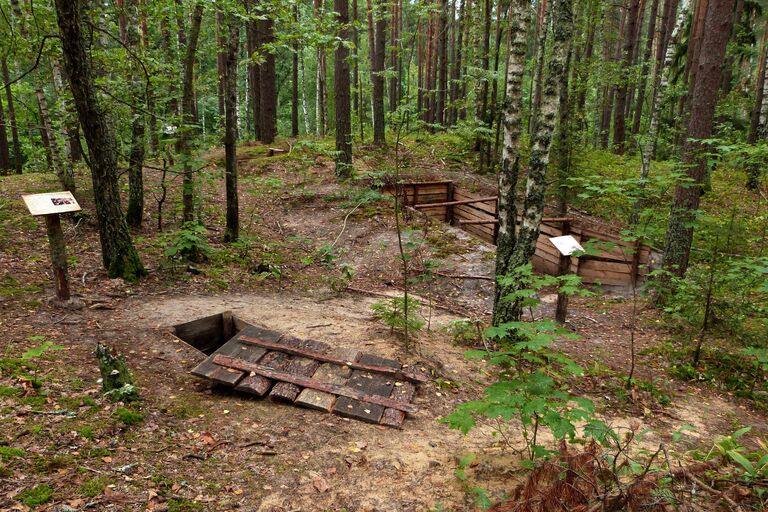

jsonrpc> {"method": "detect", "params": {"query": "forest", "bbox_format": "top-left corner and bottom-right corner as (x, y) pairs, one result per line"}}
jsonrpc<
(2, 0), (768, 510)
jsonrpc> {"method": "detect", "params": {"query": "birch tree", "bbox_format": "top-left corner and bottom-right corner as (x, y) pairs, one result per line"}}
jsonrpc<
(493, 0), (573, 325)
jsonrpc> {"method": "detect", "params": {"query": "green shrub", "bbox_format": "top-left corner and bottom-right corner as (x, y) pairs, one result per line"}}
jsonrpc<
(164, 222), (212, 263)
(371, 295), (425, 334)
(0, 446), (25, 460)
(444, 319), (484, 346)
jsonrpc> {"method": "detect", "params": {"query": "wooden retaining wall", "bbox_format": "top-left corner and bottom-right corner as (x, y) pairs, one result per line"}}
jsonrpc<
(392, 181), (658, 288)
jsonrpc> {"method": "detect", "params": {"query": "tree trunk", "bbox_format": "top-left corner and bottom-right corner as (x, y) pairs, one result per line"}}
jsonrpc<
(125, 0), (146, 229)
(2, 60), (23, 174)
(54, 0), (146, 281)
(494, 0), (573, 325)
(0, 87), (10, 174)
(259, 9), (277, 144)
(747, 19), (768, 144)
(436, 0), (448, 125)
(630, 0), (660, 137)
(223, 12), (239, 243)
(493, 0), (529, 324)
(180, 3), (204, 223)
(370, 0), (387, 144)
(389, 0), (400, 112)
(316, 0), (328, 137)
(631, 0), (685, 224)
(449, 0), (465, 125)
(216, 10), (227, 130)
(663, 0), (734, 280)
(292, 4), (300, 137)
(245, 0), (261, 140)
(474, 0), (492, 150)
(335, 0), (353, 178)
(613, 0), (641, 154)
(36, 87), (74, 192)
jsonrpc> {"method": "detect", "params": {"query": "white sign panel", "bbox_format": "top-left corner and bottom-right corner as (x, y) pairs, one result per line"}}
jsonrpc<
(549, 235), (584, 257)
(22, 191), (82, 216)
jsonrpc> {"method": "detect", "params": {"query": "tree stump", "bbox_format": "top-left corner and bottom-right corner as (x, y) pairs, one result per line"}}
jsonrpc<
(96, 343), (138, 402)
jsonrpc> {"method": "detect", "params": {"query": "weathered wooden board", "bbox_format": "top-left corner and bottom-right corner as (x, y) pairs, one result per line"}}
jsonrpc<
(295, 363), (351, 412)
(381, 382), (416, 428)
(271, 354), (320, 402)
(213, 355), (417, 413)
(333, 371), (396, 424)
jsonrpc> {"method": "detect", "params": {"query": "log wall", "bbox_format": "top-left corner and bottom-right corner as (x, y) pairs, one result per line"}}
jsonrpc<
(387, 181), (659, 288)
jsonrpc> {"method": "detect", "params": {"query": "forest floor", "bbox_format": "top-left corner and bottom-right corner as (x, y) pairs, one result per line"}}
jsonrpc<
(1, 137), (767, 511)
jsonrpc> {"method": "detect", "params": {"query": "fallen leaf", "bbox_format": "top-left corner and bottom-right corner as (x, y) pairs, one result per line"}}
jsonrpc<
(313, 476), (330, 493)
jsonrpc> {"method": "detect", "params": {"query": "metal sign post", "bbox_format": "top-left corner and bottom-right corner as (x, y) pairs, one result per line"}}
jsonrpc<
(22, 192), (81, 304)
(549, 233), (584, 324)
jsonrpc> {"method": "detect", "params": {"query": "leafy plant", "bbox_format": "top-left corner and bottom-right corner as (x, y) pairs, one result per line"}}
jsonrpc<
(444, 318), (484, 346)
(164, 221), (212, 263)
(21, 337), (64, 360)
(371, 295), (425, 335)
(17, 484), (54, 507)
(444, 267), (609, 462)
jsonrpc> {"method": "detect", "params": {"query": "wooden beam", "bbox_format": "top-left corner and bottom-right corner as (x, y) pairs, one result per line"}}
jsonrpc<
(414, 196), (498, 209)
(458, 219), (498, 225)
(238, 335), (429, 383)
(212, 355), (418, 413)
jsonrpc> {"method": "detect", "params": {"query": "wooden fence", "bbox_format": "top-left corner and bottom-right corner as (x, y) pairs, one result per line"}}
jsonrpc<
(392, 181), (660, 288)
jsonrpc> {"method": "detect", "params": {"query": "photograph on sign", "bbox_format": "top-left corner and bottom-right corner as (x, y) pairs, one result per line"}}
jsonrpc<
(549, 235), (584, 256)
(22, 191), (82, 216)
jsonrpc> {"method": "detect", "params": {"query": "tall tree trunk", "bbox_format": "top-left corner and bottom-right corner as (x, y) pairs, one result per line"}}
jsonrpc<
(720, 0), (742, 94)
(389, 0), (400, 112)
(630, 0), (660, 137)
(0, 88), (10, 174)
(574, 0), (596, 130)
(663, 0), (734, 280)
(223, 12), (239, 243)
(125, 0), (146, 228)
(316, 0), (328, 137)
(352, 0), (362, 138)
(436, 0), (448, 125)
(679, 0), (709, 128)
(139, 5), (158, 154)
(613, 0), (641, 154)
(747, 21), (768, 144)
(37, 87), (74, 192)
(530, 0), (551, 134)
(2, 60), (23, 174)
(259, 9), (277, 144)
(292, 6), (300, 137)
(245, 0), (261, 140)
(474, 0), (492, 150)
(54, 0), (146, 281)
(335, 0), (353, 178)
(370, 0), (387, 144)
(179, 3), (205, 223)
(747, 22), (768, 144)
(449, 0), (465, 125)
(493, 0), (529, 325)
(493, 0), (573, 325)
(631, 0), (685, 224)
(216, 10), (227, 129)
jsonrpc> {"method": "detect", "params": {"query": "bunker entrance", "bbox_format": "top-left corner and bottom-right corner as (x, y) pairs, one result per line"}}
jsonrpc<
(172, 311), (249, 355)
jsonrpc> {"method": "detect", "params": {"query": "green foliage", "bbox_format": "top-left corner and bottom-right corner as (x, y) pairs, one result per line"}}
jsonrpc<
(0, 446), (25, 460)
(79, 477), (112, 498)
(371, 295), (425, 334)
(444, 319), (484, 346)
(21, 337), (64, 360)
(114, 407), (144, 426)
(163, 222), (212, 263)
(167, 498), (204, 512)
(16, 484), (54, 507)
(444, 270), (606, 461)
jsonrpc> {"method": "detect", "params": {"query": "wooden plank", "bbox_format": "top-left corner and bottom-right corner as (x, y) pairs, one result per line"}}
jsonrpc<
(239, 336), (427, 383)
(270, 352), (320, 402)
(381, 381), (416, 428)
(295, 363), (351, 412)
(414, 196), (497, 209)
(212, 355), (418, 413)
(333, 371), (396, 424)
